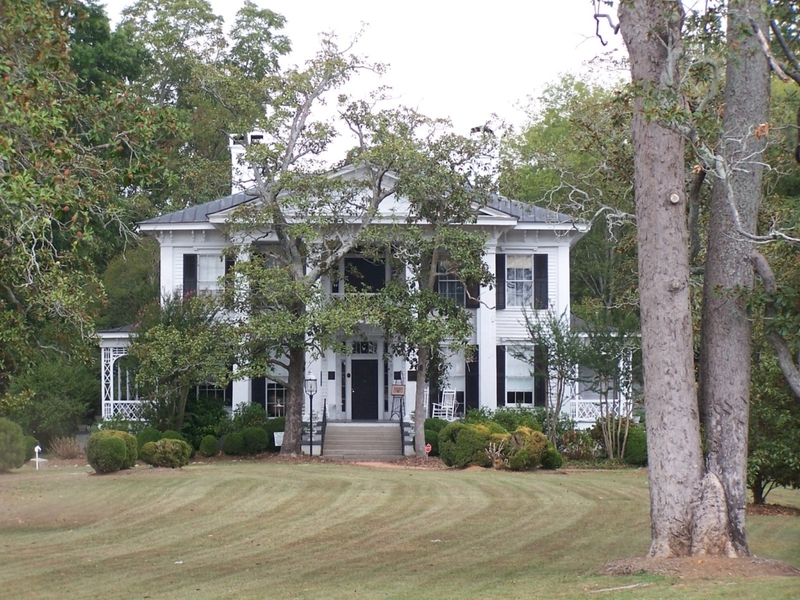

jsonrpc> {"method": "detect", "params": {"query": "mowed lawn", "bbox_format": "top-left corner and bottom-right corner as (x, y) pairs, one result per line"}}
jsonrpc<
(1, 461), (798, 600)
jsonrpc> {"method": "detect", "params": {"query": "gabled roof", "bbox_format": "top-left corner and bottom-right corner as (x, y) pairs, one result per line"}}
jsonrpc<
(139, 190), (257, 226)
(485, 196), (576, 225)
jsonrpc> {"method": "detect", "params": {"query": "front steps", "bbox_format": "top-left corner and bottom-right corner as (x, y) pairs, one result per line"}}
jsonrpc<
(323, 423), (405, 461)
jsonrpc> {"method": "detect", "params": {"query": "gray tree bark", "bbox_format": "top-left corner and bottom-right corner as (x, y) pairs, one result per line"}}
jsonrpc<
(618, 0), (707, 557)
(699, 0), (770, 557)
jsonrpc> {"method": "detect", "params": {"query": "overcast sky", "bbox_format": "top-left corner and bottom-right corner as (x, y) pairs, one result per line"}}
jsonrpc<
(101, 0), (631, 133)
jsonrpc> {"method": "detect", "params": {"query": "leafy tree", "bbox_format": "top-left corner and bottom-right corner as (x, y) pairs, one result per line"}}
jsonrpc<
(129, 292), (235, 431)
(748, 352), (800, 504)
(0, 0), (177, 393)
(511, 309), (585, 446)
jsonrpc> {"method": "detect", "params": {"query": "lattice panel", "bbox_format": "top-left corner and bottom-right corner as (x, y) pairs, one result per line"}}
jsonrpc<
(103, 401), (142, 420)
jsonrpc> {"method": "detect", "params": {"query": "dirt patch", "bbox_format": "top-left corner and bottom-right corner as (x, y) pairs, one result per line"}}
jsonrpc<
(747, 502), (800, 516)
(350, 456), (448, 469)
(601, 556), (800, 579)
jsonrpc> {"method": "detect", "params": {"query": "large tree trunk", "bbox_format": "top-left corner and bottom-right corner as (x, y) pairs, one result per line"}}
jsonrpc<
(699, 0), (769, 557)
(618, 0), (707, 558)
(280, 345), (307, 456)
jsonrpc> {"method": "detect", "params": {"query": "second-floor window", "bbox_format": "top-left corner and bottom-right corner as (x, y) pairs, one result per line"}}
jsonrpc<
(506, 254), (548, 309)
(437, 263), (465, 306)
(197, 255), (226, 295)
(343, 256), (386, 293)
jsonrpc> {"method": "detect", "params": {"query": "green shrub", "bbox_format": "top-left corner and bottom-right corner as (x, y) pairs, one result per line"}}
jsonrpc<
(222, 432), (245, 456)
(139, 441), (157, 465)
(264, 417), (285, 451)
(229, 403), (269, 432)
(424, 427), (440, 456)
(438, 422), (490, 468)
(540, 442), (563, 470)
(136, 427), (161, 451)
(242, 427), (269, 454)
(0, 418), (26, 471)
(624, 426), (647, 466)
(86, 431), (127, 473)
(24, 435), (40, 461)
(504, 427), (549, 471)
(144, 439), (191, 468)
(559, 429), (599, 460)
(160, 429), (186, 442)
(199, 434), (219, 457)
(104, 430), (137, 468)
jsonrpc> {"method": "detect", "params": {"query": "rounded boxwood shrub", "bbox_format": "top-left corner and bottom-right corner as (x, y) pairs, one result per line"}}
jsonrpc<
(438, 422), (491, 468)
(263, 417), (286, 451)
(242, 427), (269, 454)
(136, 427), (161, 451)
(0, 418), (26, 471)
(104, 430), (137, 468)
(160, 429), (186, 442)
(198, 434), (219, 457)
(149, 439), (191, 468)
(504, 427), (548, 471)
(424, 427), (440, 456)
(540, 442), (563, 470)
(86, 431), (127, 473)
(222, 432), (245, 456)
(139, 441), (157, 465)
(24, 435), (40, 462)
(624, 426), (647, 466)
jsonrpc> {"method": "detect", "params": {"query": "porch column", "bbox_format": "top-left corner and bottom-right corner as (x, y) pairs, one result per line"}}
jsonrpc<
(478, 241), (498, 409)
(231, 364), (251, 411)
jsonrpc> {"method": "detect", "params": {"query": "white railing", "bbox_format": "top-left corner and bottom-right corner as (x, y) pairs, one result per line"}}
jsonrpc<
(103, 401), (143, 420)
(567, 398), (631, 426)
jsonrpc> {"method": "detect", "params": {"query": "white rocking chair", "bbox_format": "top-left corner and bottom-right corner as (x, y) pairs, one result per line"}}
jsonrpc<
(431, 389), (458, 421)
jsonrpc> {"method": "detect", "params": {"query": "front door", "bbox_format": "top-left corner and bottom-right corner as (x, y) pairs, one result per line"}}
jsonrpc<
(351, 359), (378, 420)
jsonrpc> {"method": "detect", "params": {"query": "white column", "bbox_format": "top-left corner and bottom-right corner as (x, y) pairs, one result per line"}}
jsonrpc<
(556, 244), (571, 316)
(478, 241), (498, 410)
(231, 364), (251, 411)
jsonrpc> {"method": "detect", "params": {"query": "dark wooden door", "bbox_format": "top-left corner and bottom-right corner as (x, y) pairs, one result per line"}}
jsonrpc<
(351, 359), (378, 420)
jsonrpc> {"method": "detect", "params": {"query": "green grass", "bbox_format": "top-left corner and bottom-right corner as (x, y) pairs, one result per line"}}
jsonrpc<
(0, 462), (798, 599)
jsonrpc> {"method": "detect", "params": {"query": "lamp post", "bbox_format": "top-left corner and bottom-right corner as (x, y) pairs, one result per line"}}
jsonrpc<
(304, 372), (317, 456)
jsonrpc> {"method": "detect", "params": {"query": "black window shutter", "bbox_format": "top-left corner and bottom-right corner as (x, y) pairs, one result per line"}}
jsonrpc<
(496, 254), (506, 310)
(225, 255), (235, 274)
(183, 254), (197, 297)
(465, 282), (480, 309)
(465, 346), (479, 410)
(534, 344), (548, 407)
(251, 377), (266, 410)
(534, 254), (548, 310)
(496, 345), (506, 406)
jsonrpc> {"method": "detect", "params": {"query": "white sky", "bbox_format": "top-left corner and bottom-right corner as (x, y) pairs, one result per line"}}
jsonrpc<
(101, 0), (627, 133)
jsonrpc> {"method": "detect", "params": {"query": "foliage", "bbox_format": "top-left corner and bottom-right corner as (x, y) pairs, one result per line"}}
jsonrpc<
(624, 426), (648, 467)
(142, 438), (191, 468)
(558, 429), (600, 460)
(222, 432), (245, 456)
(540, 443), (563, 470)
(242, 427), (269, 455)
(95, 430), (137, 469)
(160, 430), (186, 442)
(24, 435), (40, 461)
(48, 436), (83, 460)
(86, 431), (128, 473)
(437, 422), (491, 468)
(198, 434), (218, 457)
(139, 441), (157, 465)
(130, 291), (235, 431)
(748, 354), (800, 504)
(181, 391), (229, 450)
(96, 239), (160, 330)
(5, 355), (97, 445)
(511, 309), (586, 444)
(0, 418), (26, 471)
(487, 407), (543, 432)
(0, 0), (177, 392)
(136, 427), (161, 451)
(504, 427), (549, 471)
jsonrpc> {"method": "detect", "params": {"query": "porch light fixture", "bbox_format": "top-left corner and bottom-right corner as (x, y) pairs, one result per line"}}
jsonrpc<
(304, 372), (317, 456)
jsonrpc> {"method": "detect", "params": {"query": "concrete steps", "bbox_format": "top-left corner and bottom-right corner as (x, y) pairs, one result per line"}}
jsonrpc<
(322, 423), (404, 461)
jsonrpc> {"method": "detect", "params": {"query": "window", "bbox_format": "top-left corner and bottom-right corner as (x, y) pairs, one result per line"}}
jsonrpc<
(437, 263), (466, 305)
(344, 256), (386, 292)
(197, 255), (226, 295)
(266, 381), (287, 417)
(505, 254), (548, 309)
(352, 341), (377, 354)
(502, 346), (547, 407)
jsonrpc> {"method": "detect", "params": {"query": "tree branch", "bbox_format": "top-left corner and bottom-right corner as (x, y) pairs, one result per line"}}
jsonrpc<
(751, 250), (800, 398)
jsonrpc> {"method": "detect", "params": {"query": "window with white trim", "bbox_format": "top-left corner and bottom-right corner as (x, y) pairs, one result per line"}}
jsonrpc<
(436, 262), (466, 305)
(506, 254), (548, 309)
(197, 255), (226, 295)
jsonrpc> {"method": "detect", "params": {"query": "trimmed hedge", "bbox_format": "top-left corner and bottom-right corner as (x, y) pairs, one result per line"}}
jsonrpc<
(438, 422), (491, 468)
(87, 432), (127, 473)
(624, 426), (647, 466)
(540, 442), (563, 470)
(199, 434), (219, 457)
(504, 427), (548, 471)
(105, 430), (138, 468)
(141, 439), (191, 468)
(160, 430), (186, 442)
(0, 418), (26, 471)
(139, 441), (157, 465)
(222, 432), (245, 456)
(136, 427), (161, 451)
(242, 427), (269, 454)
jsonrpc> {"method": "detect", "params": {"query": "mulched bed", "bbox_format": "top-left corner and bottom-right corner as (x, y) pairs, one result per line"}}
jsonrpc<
(601, 556), (800, 579)
(747, 502), (800, 516)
